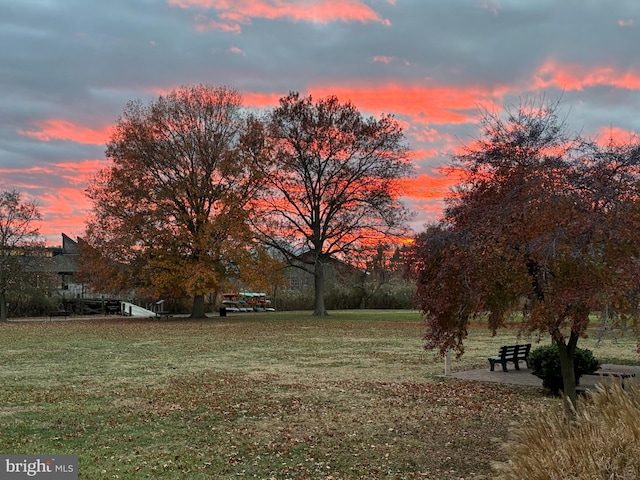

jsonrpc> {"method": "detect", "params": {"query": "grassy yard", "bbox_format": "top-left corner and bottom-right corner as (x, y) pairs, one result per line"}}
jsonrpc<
(0, 310), (637, 479)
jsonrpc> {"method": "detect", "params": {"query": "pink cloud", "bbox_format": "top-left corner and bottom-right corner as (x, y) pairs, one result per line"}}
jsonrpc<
(372, 55), (394, 64)
(38, 194), (91, 243)
(593, 126), (639, 144)
(400, 167), (465, 202)
(228, 45), (247, 55)
(18, 119), (111, 145)
(407, 148), (440, 162)
(307, 81), (500, 125)
(194, 13), (242, 32)
(169, 0), (389, 32)
(0, 160), (107, 244)
(532, 59), (640, 91)
(242, 91), (285, 108)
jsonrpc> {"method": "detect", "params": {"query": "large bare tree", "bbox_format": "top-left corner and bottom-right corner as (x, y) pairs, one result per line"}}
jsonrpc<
(0, 189), (43, 321)
(251, 92), (413, 315)
(83, 85), (267, 318)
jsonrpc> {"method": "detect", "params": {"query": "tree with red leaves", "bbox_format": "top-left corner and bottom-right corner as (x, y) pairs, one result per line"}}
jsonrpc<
(408, 98), (640, 406)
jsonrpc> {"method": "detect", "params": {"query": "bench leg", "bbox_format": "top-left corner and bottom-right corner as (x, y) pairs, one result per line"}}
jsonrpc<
(501, 361), (508, 372)
(489, 361), (495, 372)
(514, 360), (520, 370)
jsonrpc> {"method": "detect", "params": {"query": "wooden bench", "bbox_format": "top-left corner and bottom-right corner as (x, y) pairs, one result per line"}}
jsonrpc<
(488, 344), (531, 372)
(48, 310), (69, 320)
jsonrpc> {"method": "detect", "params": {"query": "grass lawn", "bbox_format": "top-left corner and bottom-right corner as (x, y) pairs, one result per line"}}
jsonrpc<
(0, 310), (637, 479)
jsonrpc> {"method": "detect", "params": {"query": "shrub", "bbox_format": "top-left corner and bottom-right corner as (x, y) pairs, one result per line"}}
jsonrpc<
(325, 287), (363, 310)
(7, 291), (58, 317)
(528, 344), (601, 395)
(367, 285), (416, 309)
(495, 383), (640, 479)
(273, 290), (314, 311)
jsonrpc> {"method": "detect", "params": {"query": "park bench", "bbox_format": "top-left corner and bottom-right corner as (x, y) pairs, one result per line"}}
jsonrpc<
(488, 344), (531, 372)
(48, 310), (69, 320)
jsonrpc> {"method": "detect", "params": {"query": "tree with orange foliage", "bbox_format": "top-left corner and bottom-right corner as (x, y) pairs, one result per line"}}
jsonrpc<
(250, 92), (414, 316)
(408, 98), (640, 407)
(82, 85), (269, 318)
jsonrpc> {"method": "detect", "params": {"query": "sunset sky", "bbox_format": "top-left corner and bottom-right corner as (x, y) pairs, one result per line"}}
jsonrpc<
(2, 0), (640, 245)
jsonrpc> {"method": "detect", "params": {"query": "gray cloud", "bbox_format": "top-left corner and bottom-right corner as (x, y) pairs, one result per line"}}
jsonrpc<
(1, 0), (639, 242)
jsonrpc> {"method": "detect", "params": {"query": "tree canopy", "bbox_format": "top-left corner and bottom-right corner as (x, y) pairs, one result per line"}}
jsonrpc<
(0, 189), (43, 321)
(82, 85), (270, 318)
(407, 98), (640, 406)
(250, 92), (414, 315)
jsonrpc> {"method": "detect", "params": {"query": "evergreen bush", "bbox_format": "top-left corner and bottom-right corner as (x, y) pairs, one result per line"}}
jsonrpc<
(528, 344), (600, 395)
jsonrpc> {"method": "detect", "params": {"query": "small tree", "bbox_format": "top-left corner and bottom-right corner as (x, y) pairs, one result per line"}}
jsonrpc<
(83, 85), (268, 318)
(251, 92), (413, 315)
(0, 189), (44, 321)
(408, 97), (640, 407)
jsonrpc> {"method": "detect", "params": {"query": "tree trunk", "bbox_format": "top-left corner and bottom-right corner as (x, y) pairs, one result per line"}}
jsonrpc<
(190, 293), (207, 319)
(0, 292), (7, 321)
(556, 330), (579, 413)
(313, 259), (328, 316)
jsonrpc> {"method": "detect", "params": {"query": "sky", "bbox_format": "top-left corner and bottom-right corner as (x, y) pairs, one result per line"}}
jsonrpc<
(2, 0), (640, 245)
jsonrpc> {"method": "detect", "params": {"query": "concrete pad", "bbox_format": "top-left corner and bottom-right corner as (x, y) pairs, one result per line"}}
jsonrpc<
(449, 363), (640, 390)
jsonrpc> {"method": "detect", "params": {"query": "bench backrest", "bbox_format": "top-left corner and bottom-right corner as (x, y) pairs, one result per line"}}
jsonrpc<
(498, 344), (532, 358)
(498, 345), (518, 358)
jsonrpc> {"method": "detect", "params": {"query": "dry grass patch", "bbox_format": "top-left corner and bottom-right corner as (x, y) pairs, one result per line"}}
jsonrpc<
(496, 382), (640, 479)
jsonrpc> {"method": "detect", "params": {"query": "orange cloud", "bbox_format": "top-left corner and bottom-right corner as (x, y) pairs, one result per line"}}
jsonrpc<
(242, 91), (286, 108)
(18, 119), (111, 145)
(408, 148), (440, 162)
(593, 126), (639, 145)
(170, 0), (389, 32)
(1, 160), (106, 244)
(39, 188), (89, 216)
(411, 201), (445, 216)
(152, 81), (498, 128)
(400, 167), (465, 201)
(533, 59), (640, 91)
(0, 160), (107, 186)
(307, 82), (500, 125)
(7, 193), (89, 243)
(53, 160), (110, 185)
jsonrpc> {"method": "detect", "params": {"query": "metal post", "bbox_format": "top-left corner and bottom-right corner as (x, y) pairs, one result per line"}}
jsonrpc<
(444, 350), (451, 376)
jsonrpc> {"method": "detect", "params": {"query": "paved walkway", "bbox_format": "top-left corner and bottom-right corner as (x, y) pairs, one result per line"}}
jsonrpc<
(450, 363), (640, 389)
